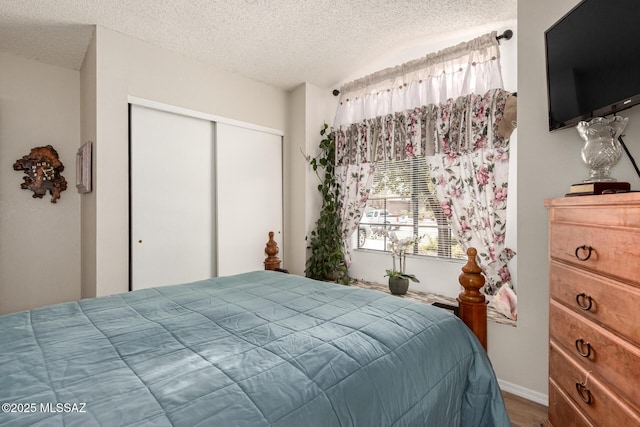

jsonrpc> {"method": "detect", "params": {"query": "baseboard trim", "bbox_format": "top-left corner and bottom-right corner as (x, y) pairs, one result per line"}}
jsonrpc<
(498, 379), (548, 406)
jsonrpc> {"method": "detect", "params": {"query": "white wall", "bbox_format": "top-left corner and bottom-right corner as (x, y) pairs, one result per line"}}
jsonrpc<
(0, 52), (81, 314)
(84, 26), (289, 296)
(80, 31), (97, 299)
(284, 83), (337, 275)
(284, 85), (306, 274)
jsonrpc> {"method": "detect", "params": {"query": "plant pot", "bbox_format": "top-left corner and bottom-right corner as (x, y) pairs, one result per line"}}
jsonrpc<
(388, 277), (409, 295)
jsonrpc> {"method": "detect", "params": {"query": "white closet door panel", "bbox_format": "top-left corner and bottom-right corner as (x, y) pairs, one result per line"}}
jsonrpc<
(216, 123), (282, 276)
(130, 105), (214, 290)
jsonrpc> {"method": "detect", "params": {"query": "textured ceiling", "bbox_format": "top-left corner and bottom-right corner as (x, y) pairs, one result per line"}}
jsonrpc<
(0, 0), (516, 90)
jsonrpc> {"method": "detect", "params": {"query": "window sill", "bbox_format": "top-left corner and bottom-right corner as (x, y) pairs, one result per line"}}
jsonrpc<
(354, 248), (466, 264)
(350, 279), (516, 327)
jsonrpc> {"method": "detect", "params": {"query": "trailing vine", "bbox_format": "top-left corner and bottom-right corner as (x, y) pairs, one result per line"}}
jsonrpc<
(305, 123), (349, 284)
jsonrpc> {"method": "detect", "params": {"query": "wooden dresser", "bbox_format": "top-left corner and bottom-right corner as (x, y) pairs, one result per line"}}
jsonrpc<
(544, 193), (640, 426)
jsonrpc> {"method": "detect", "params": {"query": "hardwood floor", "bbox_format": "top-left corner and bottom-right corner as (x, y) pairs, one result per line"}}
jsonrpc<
(502, 391), (548, 426)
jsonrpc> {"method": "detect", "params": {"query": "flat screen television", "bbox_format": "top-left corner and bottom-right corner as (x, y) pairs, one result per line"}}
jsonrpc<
(545, 0), (640, 131)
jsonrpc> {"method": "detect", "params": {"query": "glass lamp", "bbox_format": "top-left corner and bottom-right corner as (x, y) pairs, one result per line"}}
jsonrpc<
(576, 116), (628, 182)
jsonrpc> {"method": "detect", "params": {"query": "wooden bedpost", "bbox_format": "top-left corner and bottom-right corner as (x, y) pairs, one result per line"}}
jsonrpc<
(457, 247), (488, 350)
(264, 231), (281, 270)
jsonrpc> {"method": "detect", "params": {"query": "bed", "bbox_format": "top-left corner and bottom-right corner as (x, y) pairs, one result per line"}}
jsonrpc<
(0, 238), (509, 426)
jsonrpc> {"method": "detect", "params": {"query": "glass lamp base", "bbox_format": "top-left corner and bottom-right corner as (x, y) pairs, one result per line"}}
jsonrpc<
(577, 116), (628, 184)
(583, 169), (619, 183)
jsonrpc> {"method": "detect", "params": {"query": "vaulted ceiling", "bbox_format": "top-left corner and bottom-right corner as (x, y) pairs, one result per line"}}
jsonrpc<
(0, 0), (516, 90)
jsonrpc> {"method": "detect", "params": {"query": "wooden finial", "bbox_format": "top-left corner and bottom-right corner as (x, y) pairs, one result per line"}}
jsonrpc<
(458, 247), (486, 303)
(264, 231), (281, 270)
(457, 247), (488, 350)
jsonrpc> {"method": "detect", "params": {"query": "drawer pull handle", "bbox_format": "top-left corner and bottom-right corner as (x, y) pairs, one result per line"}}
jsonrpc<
(575, 245), (593, 261)
(575, 338), (592, 358)
(576, 382), (593, 404)
(576, 293), (593, 311)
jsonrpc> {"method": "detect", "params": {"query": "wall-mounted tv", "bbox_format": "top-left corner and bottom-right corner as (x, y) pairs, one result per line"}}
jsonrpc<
(545, 0), (640, 131)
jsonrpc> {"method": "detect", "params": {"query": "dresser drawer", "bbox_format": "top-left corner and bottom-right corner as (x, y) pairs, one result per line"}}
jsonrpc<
(549, 221), (640, 286)
(548, 379), (594, 427)
(547, 197), (640, 228)
(550, 261), (640, 346)
(549, 342), (640, 426)
(549, 301), (640, 407)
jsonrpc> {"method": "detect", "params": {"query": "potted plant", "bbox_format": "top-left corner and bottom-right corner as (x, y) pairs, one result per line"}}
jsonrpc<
(305, 123), (349, 285)
(384, 231), (422, 295)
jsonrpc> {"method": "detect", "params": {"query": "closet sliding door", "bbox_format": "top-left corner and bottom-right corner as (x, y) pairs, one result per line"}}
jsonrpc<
(216, 123), (283, 276)
(130, 105), (215, 290)
(130, 103), (283, 289)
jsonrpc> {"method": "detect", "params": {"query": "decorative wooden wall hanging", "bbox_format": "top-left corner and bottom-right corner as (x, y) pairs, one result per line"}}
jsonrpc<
(13, 145), (68, 203)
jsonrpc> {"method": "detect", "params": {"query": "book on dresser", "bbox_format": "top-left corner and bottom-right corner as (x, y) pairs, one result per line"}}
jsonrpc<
(544, 193), (640, 427)
(566, 181), (630, 196)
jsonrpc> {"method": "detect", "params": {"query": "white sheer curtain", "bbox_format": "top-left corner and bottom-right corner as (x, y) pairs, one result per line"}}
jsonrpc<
(334, 32), (503, 127)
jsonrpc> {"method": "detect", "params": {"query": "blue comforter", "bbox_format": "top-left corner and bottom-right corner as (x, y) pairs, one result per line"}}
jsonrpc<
(0, 271), (510, 426)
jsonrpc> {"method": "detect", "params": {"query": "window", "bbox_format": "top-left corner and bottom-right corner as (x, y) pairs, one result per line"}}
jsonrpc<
(356, 158), (465, 259)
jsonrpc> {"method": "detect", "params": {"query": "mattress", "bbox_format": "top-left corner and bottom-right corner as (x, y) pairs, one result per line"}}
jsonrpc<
(0, 271), (510, 426)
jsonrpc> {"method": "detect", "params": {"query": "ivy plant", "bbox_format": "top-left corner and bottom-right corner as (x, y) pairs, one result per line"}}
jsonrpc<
(305, 123), (349, 284)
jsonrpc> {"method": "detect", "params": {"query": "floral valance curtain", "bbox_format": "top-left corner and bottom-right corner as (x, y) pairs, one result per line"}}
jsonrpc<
(335, 88), (512, 164)
(332, 31), (516, 299)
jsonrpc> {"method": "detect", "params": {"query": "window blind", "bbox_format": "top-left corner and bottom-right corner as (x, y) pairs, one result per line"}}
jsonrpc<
(357, 158), (464, 259)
